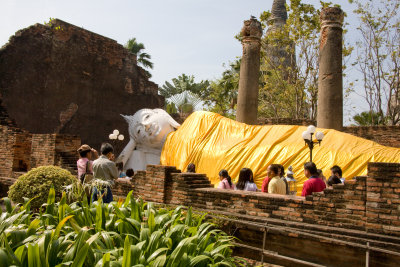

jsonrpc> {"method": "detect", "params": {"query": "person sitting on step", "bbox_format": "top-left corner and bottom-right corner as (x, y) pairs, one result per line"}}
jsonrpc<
(217, 169), (235, 190)
(235, 168), (258, 192)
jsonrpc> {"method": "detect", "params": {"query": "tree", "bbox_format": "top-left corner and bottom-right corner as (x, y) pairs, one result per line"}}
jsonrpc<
(125, 38), (154, 77)
(350, 0), (400, 125)
(258, 0), (352, 120)
(197, 60), (240, 118)
(160, 74), (209, 115)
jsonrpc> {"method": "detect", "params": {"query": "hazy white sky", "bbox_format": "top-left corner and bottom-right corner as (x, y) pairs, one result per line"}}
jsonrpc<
(0, 0), (363, 124)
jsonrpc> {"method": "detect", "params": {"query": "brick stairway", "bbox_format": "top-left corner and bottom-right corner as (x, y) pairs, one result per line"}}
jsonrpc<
(56, 151), (78, 175)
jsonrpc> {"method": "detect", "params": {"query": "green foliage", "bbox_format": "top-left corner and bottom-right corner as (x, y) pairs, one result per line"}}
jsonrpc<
(197, 60), (240, 118)
(352, 111), (387, 126)
(258, 0), (352, 120)
(160, 74), (209, 98)
(0, 192), (235, 266)
(8, 166), (76, 210)
(44, 17), (63, 31)
(350, 0), (400, 125)
(125, 38), (154, 77)
(160, 74), (209, 115)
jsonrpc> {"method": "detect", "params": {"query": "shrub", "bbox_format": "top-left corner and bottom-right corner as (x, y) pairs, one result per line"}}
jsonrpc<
(8, 165), (76, 210)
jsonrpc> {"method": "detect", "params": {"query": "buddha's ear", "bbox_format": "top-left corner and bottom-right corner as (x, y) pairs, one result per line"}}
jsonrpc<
(153, 109), (180, 129)
(167, 116), (180, 129)
(121, 114), (135, 125)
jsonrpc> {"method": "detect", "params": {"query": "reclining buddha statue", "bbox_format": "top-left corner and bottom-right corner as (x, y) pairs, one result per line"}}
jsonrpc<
(117, 108), (180, 171)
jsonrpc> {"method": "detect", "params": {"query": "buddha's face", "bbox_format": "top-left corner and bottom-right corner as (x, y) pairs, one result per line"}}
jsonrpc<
(123, 109), (180, 149)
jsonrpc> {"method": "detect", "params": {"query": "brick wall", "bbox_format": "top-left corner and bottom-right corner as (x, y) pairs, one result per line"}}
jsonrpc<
(0, 18), (164, 151)
(190, 177), (368, 231)
(343, 126), (400, 148)
(111, 163), (400, 237)
(0, 125), (31, 177)
(1, 161), (398, 237)
(30, 134), (57, 168)
(366, 163), (400, 235)
(0, 124), (80, 178)
(0, 126), (18, 177)
(13, 132), (32, 172)
(258, 117), (316, 126)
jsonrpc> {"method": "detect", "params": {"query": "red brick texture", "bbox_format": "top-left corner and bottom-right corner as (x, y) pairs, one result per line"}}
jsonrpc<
(111, 163), (400, 237)
(1, 162), (398, 238)
(366, 163), (400, 235)
(0, 124), (81, 179)
(343, 126), (400, 148)
(0, 19), (164, 151)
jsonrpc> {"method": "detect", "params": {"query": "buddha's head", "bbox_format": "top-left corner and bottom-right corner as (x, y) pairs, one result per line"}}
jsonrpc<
(121, 109), (180, 149)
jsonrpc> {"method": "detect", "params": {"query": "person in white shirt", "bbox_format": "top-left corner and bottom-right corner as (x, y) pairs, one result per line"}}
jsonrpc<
(125, 168), (134, 180)
(235, 168), (258, 192)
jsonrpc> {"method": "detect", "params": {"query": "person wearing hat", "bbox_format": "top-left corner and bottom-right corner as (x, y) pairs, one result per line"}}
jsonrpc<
(77, 144), (98, 180)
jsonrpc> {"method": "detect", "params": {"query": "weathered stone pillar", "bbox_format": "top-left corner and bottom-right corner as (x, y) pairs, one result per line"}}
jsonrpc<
(317, 7), (344, 130)
(236, 17), (262, 125)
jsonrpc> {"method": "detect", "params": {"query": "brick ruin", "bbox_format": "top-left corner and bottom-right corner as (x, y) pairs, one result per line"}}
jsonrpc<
(0, 19), (163, 151)
(0, 124), (80, 178)
(109, 162), (400, 266)
(1, 160), (399, 264)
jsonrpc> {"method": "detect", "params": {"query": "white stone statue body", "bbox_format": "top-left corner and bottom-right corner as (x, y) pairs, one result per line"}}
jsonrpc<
(117, 108), (180, 171)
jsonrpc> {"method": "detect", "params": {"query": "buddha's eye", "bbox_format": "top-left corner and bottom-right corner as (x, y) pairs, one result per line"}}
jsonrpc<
(137, 129), (141, 134)
(145, 115), (150, 119)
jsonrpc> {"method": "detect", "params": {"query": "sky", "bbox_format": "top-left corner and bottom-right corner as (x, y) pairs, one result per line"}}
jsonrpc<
(1, 0), (364, 124)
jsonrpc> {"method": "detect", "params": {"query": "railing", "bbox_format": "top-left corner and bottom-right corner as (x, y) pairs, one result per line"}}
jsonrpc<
(206, 213), (400, 267)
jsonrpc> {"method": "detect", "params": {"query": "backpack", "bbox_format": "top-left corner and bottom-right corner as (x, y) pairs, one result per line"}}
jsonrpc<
(80, 161), (93, 184)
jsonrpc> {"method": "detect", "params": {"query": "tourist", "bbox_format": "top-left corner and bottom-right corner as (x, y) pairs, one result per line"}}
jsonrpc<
(125, 168), (134, 180)
(330, 165), (345, 183)
(217, 169), (235, 189)
(317, 169), (328, 186)
(267, 164), (286, 195)
(301, 162), (326, 197)
(117, 162), (126, 178)
(327, 175), (342, 186)
(76, 144), (98, 183)
(261, 175), (271, 193)
(187, 163), (196, 173)
(235, 168), (258, 191)
(92, 143), (119, 203)
(278, 164), (289, 194)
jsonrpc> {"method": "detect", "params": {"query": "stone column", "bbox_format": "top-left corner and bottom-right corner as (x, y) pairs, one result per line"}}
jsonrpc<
(317, 7), (344, 130)
(236, 17), (262, 125)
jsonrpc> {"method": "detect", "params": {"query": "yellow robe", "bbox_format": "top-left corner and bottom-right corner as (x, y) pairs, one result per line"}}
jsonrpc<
(161, 111), (400, 194)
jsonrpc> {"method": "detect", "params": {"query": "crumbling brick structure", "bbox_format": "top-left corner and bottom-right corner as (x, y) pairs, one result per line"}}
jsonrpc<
(110, 162), (400, 266)
(0, 19), (163, 150)
(0, 124), (80, 178)
(1, 162), (399, 265)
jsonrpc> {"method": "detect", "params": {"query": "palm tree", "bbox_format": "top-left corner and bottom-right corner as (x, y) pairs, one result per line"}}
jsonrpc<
(125, 38), (153, 77)
(160, 74), (209, 115)
(159, 74), (209, 98)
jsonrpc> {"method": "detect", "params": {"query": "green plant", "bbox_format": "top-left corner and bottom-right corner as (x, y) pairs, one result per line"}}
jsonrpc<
(125, 37), (154, 77)
(8, 166), (76, 210)
(0, 190), (236, 266)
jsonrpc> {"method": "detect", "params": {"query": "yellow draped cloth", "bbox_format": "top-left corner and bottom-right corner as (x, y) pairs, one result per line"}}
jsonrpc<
(160, 111), (400, 194)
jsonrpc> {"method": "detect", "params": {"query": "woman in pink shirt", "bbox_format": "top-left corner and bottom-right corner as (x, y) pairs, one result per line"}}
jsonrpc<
(217, 169), (235, 189)
(77, 144), (98, 181)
